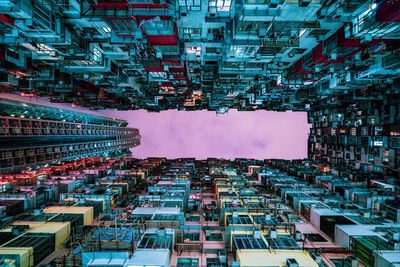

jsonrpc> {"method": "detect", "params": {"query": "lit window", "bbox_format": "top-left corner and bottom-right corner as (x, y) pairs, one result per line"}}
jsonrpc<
(181, 28), (201, 37)
(186, 46), (201, 56)
(209, 0), (232, 12)
(93, 45), (102, 63)
(149, 72), (167, 79)
(102, 27), (111, 33)
(373, 140), (383, 146)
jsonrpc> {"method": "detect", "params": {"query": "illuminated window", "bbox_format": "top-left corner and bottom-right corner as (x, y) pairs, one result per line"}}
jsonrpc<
(160, 86), (174, 91)
(186, 46), (201, 56)
(353, 5), (375, 35)
(373, 140), (383, 146)
(229, 46), (256, 57)
(179, 0), (201, 11)
(209, 0), (231, 12)
(149, 72), (167, 79)
(181, 27), (201, 37)
(93, 45), (102, 63)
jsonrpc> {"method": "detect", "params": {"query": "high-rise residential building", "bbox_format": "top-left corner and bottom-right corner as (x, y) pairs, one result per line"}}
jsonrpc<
(0, 1), (399, 266)
(0, 97), (140, 173)
(0, 0), (399, 177)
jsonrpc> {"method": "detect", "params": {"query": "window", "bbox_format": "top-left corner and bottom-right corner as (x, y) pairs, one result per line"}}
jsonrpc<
(228, 46), (256, 57)
(180, 28), (202, 37)
(186, 46), (201, 56)
(184, 232), (200, 241)
(149, 72), (167, 79)
(141, 20), (174, 35)
(245, 0), (268, 4)
(205, 232), (223, 241)
(102, 27), (111, 33)
(373, 140), (383, 146)
(179, 0), (201, 11)
(37, 44), (56, 56)
(353, 5), (375, 35)
(206, 258), (221, 267)
(368, 155), (374, 162)
(209, 0), (231, 12)
(186, 214), (200, 221)
(92, 45), (102, 63)
(374, 126), (383, 136)
(177, 258), (199, 267)
(233, 234), (267, 249)
(237, 21), (270, 34)
(155, 46), (179, 54)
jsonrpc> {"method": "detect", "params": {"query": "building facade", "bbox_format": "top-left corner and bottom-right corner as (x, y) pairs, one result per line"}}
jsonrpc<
(0, 97), (141, 173)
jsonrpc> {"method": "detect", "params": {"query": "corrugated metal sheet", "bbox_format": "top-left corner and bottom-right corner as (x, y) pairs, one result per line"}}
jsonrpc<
(12, 221), (71, 250)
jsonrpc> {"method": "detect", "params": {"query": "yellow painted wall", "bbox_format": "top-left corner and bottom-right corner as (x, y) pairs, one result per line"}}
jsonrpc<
(0, 247), (34, 267)
(43, 206), (94, 225)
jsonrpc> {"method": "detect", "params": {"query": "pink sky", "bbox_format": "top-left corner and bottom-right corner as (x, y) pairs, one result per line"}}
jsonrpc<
(101, 109), (311, 160)
(0, 93), (311, 159)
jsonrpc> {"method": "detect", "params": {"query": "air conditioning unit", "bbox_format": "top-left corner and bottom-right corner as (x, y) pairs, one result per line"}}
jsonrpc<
(258, 28), (267, 38)
(360, 210), (371, 218)
(205, 229), (211, 238)
(206, 33), (214, 42)
(270, 229), (277, 238)
(253, 228), (262, 239)
(218, 251), (227, 264)
(295, 230), (302, 240)
(361, 34), (373, 44)
(334, 8), (344, 19)
(299, 0), (311, 7)
(348, 256), (358, 267)
(387, 229), (400, 241)
(319, 8), (327, 18)
(286, 258), (299, 267)
(207, 7), (217, 17)
(389, 240), (400, 250)
(180, 6), (188, 16)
